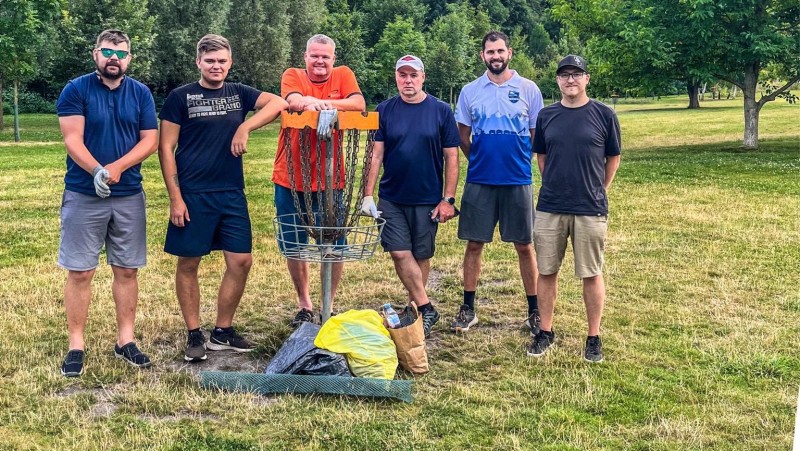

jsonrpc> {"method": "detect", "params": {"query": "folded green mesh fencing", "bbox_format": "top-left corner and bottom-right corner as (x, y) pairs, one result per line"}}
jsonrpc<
(199, 371), (414, 403)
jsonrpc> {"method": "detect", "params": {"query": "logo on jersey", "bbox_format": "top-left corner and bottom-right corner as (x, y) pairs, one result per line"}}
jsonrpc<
(508, 91), (520, 103)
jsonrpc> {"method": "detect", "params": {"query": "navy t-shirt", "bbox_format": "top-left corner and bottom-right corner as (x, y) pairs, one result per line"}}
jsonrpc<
(159, 82), (261, 193)
(533, 99), (621, 216)
(56, 73), (158, 196)
(374, 95), (461, 205)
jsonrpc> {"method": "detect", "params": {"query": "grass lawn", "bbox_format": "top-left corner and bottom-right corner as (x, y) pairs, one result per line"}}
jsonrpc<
(0, 97), (798, 449)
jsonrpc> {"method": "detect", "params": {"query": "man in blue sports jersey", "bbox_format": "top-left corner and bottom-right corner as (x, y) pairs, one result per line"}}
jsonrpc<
(158, 34), (287, 363)
(57, 29), (158, 377)
(451, 31), (544, 334)
(362, 55), (460, 338)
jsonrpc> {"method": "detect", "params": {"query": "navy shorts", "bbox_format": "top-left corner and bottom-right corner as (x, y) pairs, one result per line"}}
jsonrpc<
(274, 184), (346, 252)
(378, 199), (438, 259)
(164, 190), (252, 257)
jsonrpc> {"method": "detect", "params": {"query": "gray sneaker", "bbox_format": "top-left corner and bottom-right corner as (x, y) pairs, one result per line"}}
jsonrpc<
(584, 336), (604, 363)
(420, 305), (440, 338)
(450, 304), (478, 333)
(184, 329), (207, 362)
(527, 330), (556, 357)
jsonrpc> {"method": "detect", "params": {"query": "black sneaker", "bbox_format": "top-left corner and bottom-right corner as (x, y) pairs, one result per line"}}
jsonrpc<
(290, 308), (315, 328)
(420, 305), (440, 338)
(525, 310), (541, 336)
(450, 304), (478, 333)
(584, 336), (604, 363)
(184, 330), (207, 362)
(527, 330), (556, 357)
(61, 349), (85, 377)
(207, 327), (255, 352)
(114, 342), (152, 368)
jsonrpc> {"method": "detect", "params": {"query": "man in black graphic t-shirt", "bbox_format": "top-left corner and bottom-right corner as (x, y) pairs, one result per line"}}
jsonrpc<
(158, 34), (287, 363)
(528, 55), (621, 363)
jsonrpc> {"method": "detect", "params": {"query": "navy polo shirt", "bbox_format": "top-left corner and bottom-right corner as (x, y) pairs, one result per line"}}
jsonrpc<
(57, 73), (158, 196)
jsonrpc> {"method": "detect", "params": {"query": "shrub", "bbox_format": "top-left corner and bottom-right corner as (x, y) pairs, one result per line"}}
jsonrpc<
(2, 88), (57, 115)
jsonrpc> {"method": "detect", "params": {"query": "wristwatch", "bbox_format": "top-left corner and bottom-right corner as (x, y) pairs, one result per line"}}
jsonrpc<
(442, 196), (456, 205)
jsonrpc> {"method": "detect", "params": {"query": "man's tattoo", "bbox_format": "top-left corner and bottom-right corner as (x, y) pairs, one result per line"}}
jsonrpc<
(172, 174), (179, 187)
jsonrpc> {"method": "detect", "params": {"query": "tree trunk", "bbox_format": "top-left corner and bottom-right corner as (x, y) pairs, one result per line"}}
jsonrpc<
(742, 64), (760, 149)
(13, 80), (20, 143)
(687, 82), (700, 109)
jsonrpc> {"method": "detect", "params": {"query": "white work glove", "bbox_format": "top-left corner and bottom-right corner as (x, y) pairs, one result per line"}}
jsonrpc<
(360, 196), (381, 218)
(316, 109), (338, 140)
(92, 165), (111, 198)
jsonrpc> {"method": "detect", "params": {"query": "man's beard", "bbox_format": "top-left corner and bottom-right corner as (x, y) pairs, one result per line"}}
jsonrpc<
(484, 58), (508, 75)
(97, 62), (125, 80)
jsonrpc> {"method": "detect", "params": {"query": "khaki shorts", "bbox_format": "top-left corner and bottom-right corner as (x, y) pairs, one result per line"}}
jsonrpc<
(533, 211), (607, 278)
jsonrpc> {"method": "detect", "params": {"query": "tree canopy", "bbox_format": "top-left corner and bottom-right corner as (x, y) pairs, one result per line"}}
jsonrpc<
(4, 0), (798, 148)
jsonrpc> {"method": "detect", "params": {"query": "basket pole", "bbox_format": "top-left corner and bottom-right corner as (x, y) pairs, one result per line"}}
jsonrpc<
(321, 132), (336, 324)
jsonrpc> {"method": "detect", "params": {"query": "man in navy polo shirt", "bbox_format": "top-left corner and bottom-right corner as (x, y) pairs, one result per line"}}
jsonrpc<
(158, 34), (287, 363)
(528, 55), (621, 362)
(56, 29), (158, 377)
(362, 55), (460, 338)
(451, 31), (544, 334)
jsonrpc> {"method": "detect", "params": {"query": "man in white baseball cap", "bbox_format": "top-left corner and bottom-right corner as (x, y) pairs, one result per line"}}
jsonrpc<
(362, 54), (461, 338)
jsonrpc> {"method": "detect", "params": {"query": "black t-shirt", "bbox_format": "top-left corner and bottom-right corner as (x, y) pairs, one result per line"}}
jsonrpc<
(159, 82), (261, 193)
(533, 99), (621, 215)
(374, 95), (461, 205)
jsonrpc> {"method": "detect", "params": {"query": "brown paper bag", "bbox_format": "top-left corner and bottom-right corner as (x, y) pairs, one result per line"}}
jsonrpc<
(386, 303), (429, 375)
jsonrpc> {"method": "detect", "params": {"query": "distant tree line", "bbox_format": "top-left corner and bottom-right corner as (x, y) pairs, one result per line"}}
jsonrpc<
(1, 0), (797, 148)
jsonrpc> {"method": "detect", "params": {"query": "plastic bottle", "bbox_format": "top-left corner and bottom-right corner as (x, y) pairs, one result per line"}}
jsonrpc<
(383, 303), (401, 329)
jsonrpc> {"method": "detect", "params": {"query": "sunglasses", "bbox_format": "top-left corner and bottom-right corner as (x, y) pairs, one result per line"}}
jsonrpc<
(99, 48), (130, 59)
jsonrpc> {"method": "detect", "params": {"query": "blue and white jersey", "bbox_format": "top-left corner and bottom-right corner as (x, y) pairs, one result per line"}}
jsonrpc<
(455, 71), (544, 185)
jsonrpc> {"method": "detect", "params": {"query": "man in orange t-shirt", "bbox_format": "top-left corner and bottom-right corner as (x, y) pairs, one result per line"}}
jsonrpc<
(273, 33), (366, 328)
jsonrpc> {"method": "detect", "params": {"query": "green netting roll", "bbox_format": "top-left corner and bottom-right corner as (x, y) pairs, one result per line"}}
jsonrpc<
(199, 371), (414, 403)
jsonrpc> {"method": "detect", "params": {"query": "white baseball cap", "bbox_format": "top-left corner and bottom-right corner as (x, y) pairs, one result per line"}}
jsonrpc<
(395, 54), (424, 72)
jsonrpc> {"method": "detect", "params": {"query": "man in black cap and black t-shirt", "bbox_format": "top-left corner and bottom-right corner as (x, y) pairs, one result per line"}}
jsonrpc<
(527, 55), (621, 363)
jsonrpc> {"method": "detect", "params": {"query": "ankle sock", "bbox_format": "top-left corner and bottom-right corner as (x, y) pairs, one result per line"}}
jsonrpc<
(463, 291), (476, 309)
(527, 295), (538, 315)
(418, 302), (433, 313)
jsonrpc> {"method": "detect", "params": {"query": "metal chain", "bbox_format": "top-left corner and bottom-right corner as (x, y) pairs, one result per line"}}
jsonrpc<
(284, 115), (378, 244)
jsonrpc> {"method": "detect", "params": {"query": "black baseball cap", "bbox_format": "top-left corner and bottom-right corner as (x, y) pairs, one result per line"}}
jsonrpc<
(557, 55), (588, 74)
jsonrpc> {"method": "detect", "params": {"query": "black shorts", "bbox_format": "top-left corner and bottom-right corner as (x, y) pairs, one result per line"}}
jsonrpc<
(377, 199), (439, 259)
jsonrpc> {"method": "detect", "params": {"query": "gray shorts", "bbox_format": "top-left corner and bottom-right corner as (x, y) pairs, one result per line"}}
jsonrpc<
(377, 199), (438, 259)
(58, 190), (147, 271)
(457, 183), (534, 243)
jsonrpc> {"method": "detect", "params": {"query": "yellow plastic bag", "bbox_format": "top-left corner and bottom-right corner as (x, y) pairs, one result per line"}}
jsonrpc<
(314, 309), (398, 379)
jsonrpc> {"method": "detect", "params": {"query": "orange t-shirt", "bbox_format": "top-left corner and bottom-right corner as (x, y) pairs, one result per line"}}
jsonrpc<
(273, 66), (362, 191)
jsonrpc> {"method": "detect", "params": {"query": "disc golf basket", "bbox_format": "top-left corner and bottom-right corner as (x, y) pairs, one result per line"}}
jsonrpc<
(274, 110), (384, 324)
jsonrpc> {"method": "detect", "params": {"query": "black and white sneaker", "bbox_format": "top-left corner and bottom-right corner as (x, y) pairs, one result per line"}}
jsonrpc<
(584, 336), (604, 363)
(114, 342), (152, 368)
(527, 330), (556, 357)
(420, 305), (440, 338)
(207, 327), (255, 352)
(450, 304), (478, 333)
(61, 349), (85, 377)
(184, 329), (207, 362)
(290, 308), (315, 329)
(525, 310), (541, 336)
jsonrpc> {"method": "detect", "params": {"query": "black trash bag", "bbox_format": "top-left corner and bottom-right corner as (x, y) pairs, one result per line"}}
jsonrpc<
(264, 322), (351, 377)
